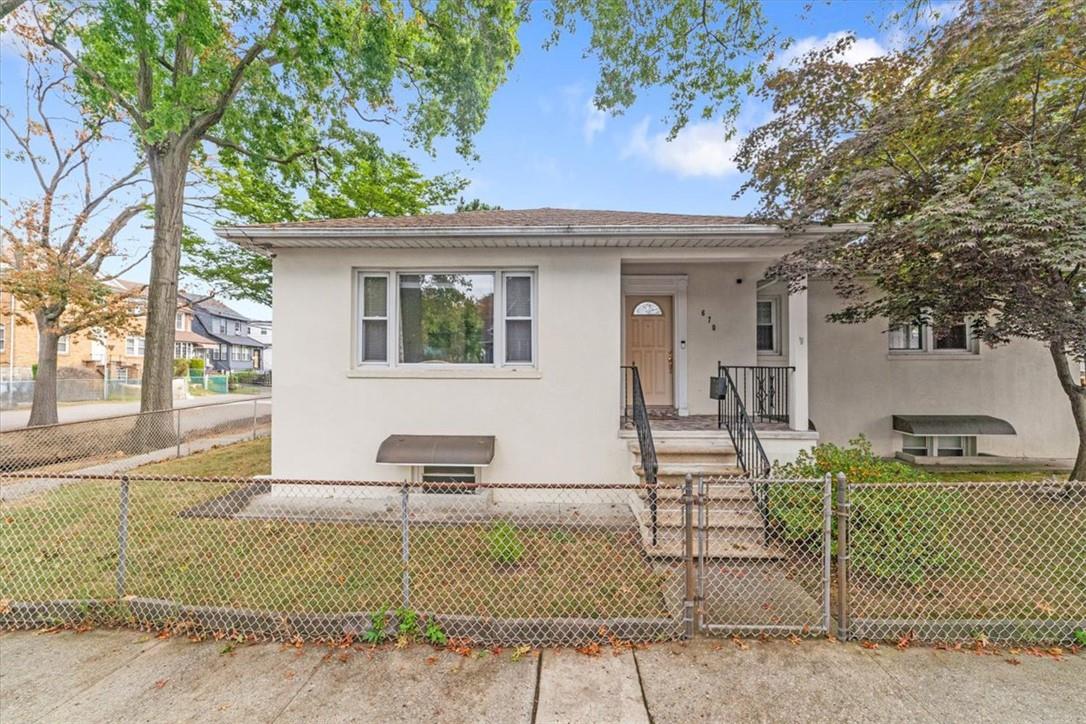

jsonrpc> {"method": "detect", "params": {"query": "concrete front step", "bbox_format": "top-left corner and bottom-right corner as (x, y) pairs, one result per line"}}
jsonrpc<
(638, 508), (761, 529)
(644, 485), (755, 502)
(635, 463), (745, 479)
(639, 539), (782, 560)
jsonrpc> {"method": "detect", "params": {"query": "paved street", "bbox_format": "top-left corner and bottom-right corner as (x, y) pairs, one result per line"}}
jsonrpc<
(0, 394), (270, 432)
(1, 630), (1080, 723)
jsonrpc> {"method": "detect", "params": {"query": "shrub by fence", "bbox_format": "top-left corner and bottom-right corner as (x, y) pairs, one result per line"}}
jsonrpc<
(0, 471), (1081, 647)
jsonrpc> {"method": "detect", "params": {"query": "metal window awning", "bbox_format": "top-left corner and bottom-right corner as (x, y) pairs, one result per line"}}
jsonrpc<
(376, 435), (496, 466)
(892, 415), (1016, 436)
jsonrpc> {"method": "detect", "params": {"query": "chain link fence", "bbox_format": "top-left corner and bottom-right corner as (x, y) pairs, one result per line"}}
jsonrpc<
(0, 397), (271, 475)
(0, 475), (683, 646)
(845, 479), (1086, 645)
(0, 471), (1082, 647)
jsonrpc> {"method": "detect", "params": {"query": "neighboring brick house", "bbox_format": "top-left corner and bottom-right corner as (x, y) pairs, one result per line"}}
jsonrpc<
(185, 296), (266, 372)
(0, 280), (217, 383)
(1, 280), (145, 382)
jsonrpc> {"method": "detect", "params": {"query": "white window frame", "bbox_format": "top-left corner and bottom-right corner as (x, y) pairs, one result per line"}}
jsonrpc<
(175, 312), (184, 331)
(57, 335), (70, 355)
(358, 272), (391, 365)
(888, 316), (978, 355)
(125, 336), (145, 356)
(354, 269), (538, 370)
(900, 434), (977, 457)
(755, 297), (780, 355)
(217, 318), (227, 334)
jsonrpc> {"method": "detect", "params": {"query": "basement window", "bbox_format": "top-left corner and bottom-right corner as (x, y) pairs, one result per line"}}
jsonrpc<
(418, 465), (478, 494)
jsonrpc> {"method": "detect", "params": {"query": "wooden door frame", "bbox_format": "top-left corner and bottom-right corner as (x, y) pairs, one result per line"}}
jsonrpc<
(621, 274), (688, 416)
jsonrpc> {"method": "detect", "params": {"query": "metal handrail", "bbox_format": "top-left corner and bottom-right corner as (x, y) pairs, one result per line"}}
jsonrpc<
(621, 364), (659, 546)
(714, 364), (772, 543)
(718, 364), (793, 425)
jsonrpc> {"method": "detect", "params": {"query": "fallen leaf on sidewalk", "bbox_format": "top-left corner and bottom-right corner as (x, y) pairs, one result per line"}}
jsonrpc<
(576, 642), (601, 657)
(153, 679), (168, 690)
(1005, 658), (1021, 665)
(861, 641), (879, 650)
(511, 645), (532, 662)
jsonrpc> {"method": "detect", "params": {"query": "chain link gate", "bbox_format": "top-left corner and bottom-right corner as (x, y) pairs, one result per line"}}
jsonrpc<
(685, 474), (835, 638)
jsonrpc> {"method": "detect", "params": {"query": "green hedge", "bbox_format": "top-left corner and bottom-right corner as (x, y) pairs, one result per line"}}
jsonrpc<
(771, 437), (960, 584)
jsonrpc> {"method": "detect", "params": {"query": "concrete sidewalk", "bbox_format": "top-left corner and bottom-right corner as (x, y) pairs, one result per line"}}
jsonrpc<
(1, 631), (1080, 723)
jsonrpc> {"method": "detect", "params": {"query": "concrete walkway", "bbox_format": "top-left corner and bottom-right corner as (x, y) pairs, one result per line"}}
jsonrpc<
(1, 630), (1080, 723)
(0, 393), (269, 431)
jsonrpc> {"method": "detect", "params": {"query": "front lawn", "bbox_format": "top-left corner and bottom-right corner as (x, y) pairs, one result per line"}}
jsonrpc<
(130, 436), (270, 477)
(1, 437), (668, 622)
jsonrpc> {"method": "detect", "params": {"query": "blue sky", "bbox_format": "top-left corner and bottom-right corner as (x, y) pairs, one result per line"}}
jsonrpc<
(0, 1), (918, 318)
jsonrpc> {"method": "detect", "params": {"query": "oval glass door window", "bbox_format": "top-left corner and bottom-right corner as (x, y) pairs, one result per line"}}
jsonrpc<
(632, 301), (664, 316)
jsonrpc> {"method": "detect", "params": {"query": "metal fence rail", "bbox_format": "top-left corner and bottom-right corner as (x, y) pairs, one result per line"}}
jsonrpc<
(0, 471), (1082, 646)
(0, 396), (271, 475)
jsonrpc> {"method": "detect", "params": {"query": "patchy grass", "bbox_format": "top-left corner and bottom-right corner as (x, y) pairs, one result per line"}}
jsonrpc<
(129, 436), (270, 478)
(1, 436), (668, 620)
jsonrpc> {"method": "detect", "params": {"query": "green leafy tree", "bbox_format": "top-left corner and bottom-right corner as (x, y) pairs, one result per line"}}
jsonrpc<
(31, 0), (523, 414)
(455, 198), (501, 212)
(182, 136), (465, 307)
(735, 0), (1086, 479)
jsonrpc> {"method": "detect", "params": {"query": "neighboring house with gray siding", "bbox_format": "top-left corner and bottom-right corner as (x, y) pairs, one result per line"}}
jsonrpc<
(184, 295), (265, 372)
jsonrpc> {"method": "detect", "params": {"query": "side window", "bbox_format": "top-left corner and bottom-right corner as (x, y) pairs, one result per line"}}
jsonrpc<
(756, 299), (778, 353)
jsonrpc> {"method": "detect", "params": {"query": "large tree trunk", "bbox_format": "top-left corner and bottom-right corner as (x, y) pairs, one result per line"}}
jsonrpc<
(1049, 340), (1086, 481)
(27, 314), (60, 427)
(140, 146), (190, 415)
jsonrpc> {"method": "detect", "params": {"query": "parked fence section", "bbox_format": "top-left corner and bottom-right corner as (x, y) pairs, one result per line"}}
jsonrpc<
(0, 473), (1082, 647)
(0, 396), (271, 474)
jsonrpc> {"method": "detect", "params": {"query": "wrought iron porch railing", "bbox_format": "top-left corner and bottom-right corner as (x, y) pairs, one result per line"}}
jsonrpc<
(718, 364), (794, 426)
(714, 365), (772, 543)
(621, 364), (659, 546)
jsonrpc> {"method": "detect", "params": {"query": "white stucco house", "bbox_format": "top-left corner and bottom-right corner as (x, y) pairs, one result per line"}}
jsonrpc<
(217, 208), (1077, 486)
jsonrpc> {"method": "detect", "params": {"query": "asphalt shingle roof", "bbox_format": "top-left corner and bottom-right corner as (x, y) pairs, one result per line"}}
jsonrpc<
(232, 208), (750, 231)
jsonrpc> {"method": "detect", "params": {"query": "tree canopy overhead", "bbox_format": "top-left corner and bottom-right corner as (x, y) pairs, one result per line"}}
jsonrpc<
(734, 0), (1086, 477)
(26, 0), (524, 413)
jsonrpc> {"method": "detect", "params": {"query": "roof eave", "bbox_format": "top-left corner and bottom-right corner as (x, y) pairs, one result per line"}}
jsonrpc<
(215, 222), (869, 250)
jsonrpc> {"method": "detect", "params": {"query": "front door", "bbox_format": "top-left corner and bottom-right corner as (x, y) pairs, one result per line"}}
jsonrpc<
(625, 295), (674, 407)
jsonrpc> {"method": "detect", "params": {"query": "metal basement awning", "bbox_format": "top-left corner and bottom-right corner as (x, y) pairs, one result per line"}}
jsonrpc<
(376, 435), (496, 466)
(892, 415), (1016, 436)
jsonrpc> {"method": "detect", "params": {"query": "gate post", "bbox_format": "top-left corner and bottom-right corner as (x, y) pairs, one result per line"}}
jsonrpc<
(115, 475), (130, 599)
(682, 473), (698, 638)
(400, 483), (410, 610)
(821, 473), (832, 635)
(835, 472), (850, 640)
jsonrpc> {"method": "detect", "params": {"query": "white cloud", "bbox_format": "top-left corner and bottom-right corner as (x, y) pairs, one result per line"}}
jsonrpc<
(780, 31), (886, 67)
(621, 118), (740, 178)
(582, 98), (607, 143)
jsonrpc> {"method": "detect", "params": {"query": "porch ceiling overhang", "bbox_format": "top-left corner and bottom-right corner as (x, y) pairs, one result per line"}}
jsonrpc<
(376, 434), (496, 466)
(215, 223), (870, 253)
(892, 415), (1017, 436)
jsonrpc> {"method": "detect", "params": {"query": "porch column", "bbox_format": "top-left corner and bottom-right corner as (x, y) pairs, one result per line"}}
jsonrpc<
(788, 282), (809, 432)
